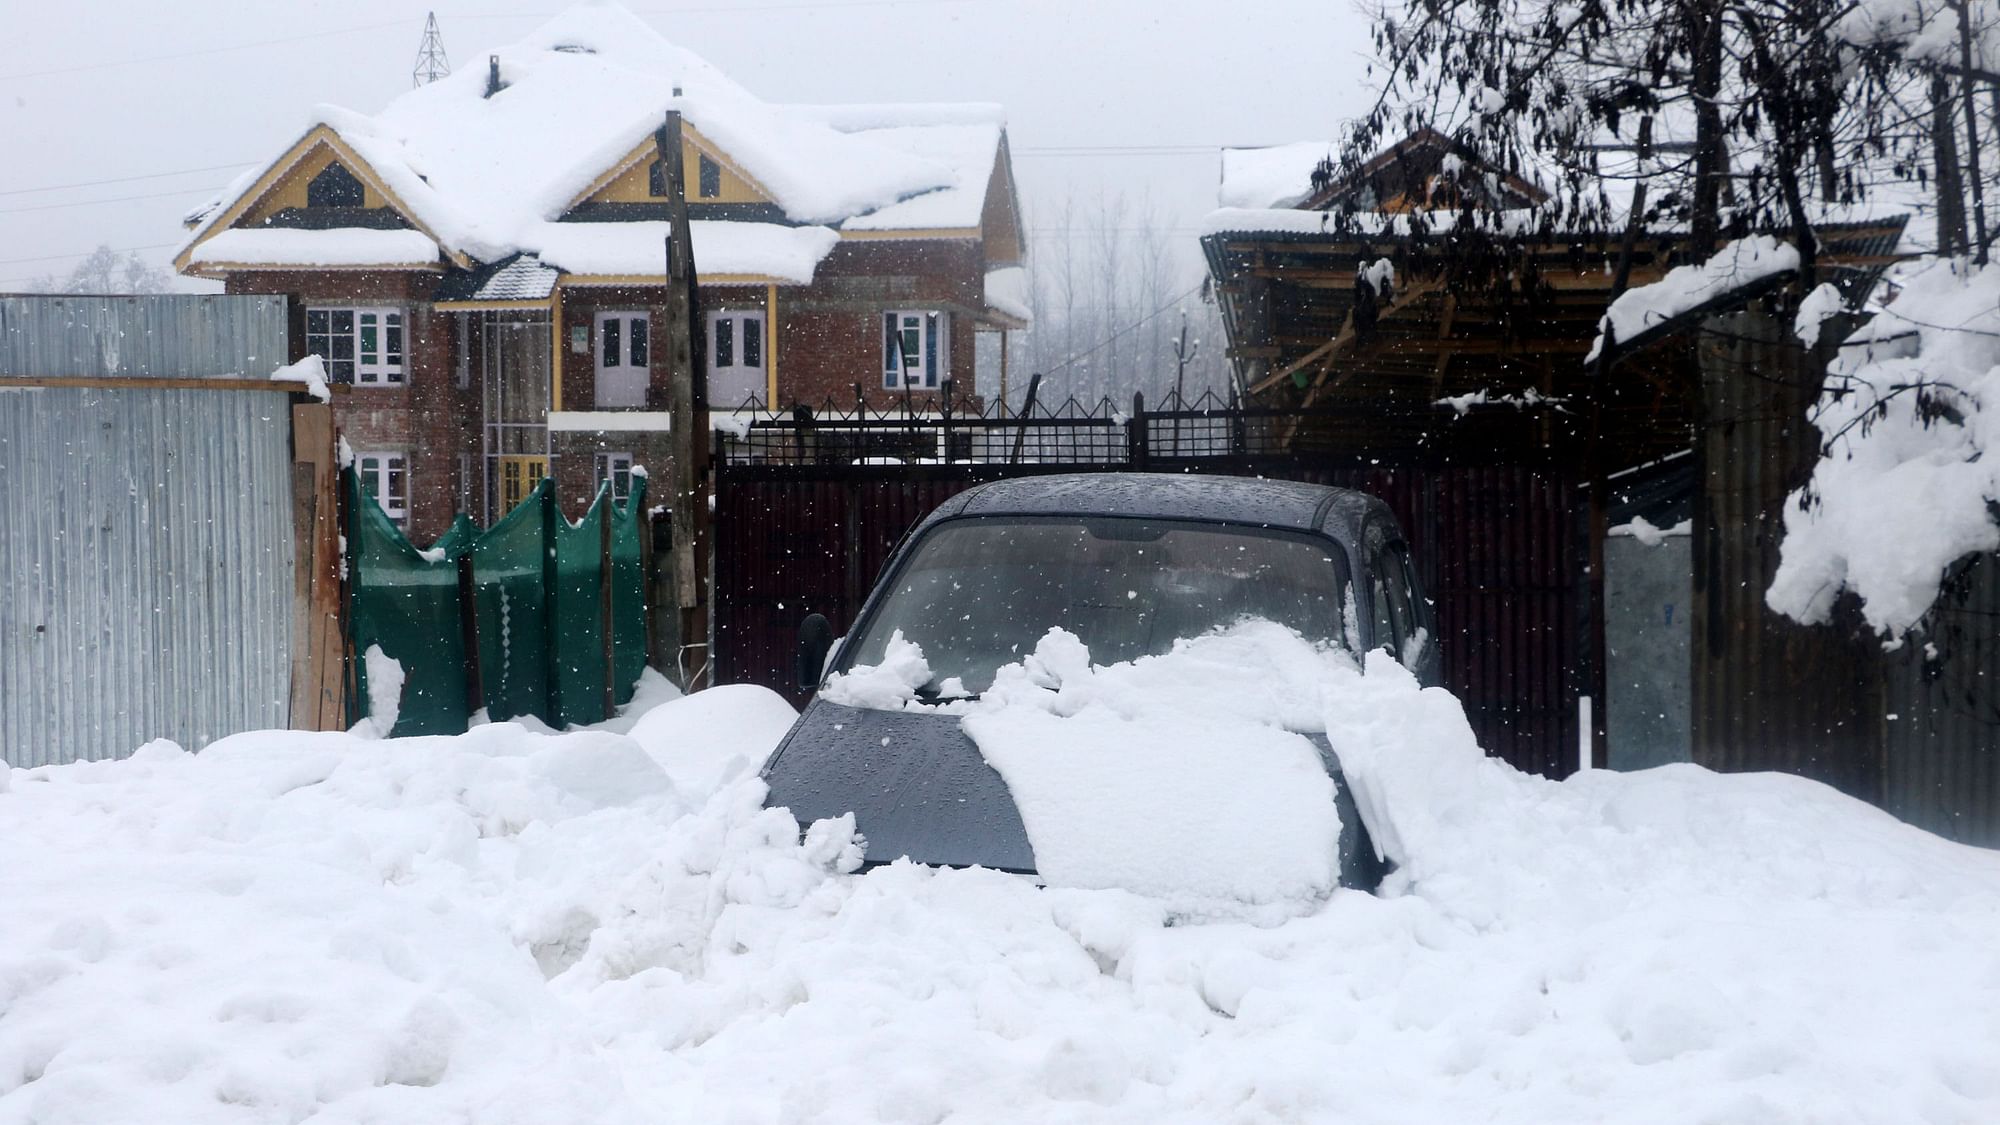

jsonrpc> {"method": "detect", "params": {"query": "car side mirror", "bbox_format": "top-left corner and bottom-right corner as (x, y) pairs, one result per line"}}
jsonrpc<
(797, 613), (834, 692)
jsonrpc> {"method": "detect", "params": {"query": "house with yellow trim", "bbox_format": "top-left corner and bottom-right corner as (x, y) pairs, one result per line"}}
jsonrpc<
(176, 1), (1028, 540)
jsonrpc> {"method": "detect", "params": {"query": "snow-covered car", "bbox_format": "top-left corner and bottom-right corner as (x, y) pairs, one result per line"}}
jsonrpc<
(759, 472), (1436, 888)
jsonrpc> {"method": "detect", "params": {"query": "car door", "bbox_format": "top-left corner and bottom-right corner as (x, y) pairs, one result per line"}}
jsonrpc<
(1363, 521), (1440, 685)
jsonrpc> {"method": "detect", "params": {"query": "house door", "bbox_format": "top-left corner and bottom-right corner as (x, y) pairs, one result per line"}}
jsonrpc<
(496, 455), (548, 516)
(707, 310), (766, 409)
(595, 312), (649, 408)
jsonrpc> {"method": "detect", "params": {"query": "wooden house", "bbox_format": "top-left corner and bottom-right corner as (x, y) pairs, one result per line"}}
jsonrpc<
(176, 2), (1027, 541)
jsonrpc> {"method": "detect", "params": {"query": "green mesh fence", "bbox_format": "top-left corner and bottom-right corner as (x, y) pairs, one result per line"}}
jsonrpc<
(345, 468), (649, 737)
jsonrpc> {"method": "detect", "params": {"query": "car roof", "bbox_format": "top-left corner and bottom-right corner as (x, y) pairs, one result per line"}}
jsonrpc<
(931, 472), (1383, 536)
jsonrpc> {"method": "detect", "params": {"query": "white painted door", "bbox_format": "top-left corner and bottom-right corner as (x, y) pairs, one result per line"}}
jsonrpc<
(708, 310), (766, 408)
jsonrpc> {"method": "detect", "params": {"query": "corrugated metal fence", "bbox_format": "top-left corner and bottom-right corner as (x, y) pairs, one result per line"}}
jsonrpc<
(0, 296), (295, 767)
(714, 461), (1586, 779)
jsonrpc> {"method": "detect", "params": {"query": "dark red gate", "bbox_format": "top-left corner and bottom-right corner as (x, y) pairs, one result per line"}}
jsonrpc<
(713, 442), (1585, 778)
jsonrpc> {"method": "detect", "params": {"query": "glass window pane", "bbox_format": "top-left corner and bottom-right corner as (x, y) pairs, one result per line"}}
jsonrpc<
(360, 324), (378, 364)
(743, 315), (762, 368)
(306, 310), (329, 334)
(331, 310), (353, 334)
(601, 318), (620, 368)
(629, 317), (648, 367)
(715, 317), (734, 368)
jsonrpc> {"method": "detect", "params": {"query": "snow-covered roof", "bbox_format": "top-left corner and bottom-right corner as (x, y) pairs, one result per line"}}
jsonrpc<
(185, 228), (441, 269)
(1218, 143), (1334, 210)
(809, 112), (1006, 232)
(983, 265), (1031, 325)
(181, 2), (1009, 275)
(529, 221), (839, 284)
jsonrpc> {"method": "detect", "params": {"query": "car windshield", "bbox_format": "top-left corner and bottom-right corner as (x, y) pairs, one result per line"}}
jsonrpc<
(838, 517), (1351, 696)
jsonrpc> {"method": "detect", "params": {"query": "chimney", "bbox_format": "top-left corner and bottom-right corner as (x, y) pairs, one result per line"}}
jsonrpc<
(485, 55), (502, 98)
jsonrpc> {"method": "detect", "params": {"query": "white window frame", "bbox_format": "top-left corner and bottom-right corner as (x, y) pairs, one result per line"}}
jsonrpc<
(356, 450), (410, 527)
(305, 306), (406, 386)
(882, 309), (950, 390)
(594, 311), (650, 408)
(707, 309), (767, 407)
(596, 451), (635, 504)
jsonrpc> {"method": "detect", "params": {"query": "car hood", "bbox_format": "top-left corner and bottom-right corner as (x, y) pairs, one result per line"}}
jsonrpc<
(760, 698), (1387, 888)
(761, 699), (1037, 873)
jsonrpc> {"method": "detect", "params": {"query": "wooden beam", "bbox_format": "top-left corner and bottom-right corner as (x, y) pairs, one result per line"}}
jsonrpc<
(0, 376), (308, 392)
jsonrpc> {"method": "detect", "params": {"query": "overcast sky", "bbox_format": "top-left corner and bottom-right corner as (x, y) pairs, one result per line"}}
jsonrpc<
(0, 0), (1376, 291)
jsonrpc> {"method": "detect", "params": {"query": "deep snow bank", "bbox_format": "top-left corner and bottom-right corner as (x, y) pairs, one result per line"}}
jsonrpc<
(3, 641), (1998, 1123)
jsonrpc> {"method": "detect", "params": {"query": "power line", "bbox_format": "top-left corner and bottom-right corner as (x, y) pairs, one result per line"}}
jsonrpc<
(1043, 281), (1206, 380)
(0, 189), (222, 216)
(0, 162), (252, 197)
(0, 242), (181, 268)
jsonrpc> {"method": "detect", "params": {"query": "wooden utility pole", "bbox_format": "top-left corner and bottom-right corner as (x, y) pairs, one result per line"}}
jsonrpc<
(655, 109), (712, 688)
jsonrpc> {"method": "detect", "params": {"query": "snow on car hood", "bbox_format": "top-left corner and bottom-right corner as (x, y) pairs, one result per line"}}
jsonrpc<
(824, 621), (1356, 914)
(5, 646), (1999, 1121)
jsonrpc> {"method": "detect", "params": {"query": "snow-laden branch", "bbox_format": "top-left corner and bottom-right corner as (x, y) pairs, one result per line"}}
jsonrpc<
(1769, 256), (2000, 638)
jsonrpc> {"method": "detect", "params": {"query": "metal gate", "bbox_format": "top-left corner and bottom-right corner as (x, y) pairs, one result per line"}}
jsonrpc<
(712, 398), (1586, 777)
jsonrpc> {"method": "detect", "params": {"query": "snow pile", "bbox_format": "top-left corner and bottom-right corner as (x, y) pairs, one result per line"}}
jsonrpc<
(1359, 256), (1395, 295)
(1218, 142), (1335, 209)
(357, 644), (404, 738)
(962, 625), (1347, 913)
(269, 353), (330, 402)
(820, 629), (936, 710)
(984, 265), (1032, 323)
(5, 642), (2000, 1121)
(528, 219), (839, 283)
(1610, 515), (1693, 545)
(1590, 236), (1800, 362)
(1793, 280), (1847, 348)
(1770, 256), (2000, 637)
(1435, 386), (1563, 415)
(186, 228), (439, 270)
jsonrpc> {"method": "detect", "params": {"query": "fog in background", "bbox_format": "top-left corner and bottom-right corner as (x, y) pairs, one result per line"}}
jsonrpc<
(1, 0), (1375, 404)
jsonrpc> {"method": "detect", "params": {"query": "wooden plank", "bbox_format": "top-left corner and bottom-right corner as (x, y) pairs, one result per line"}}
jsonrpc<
(0, 376), (308, 392)
(288, 460), (318, 728)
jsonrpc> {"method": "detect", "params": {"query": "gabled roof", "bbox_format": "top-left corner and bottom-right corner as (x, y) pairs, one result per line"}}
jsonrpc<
(1215, 127), (1547, 227)
(179, 2), (1014, 276)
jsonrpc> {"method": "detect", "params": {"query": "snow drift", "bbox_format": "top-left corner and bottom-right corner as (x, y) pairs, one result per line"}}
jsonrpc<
(2, 634), (1997, 1123)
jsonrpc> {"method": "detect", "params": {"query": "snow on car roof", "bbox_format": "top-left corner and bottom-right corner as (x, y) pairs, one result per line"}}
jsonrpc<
(943, 472), (1376, 533)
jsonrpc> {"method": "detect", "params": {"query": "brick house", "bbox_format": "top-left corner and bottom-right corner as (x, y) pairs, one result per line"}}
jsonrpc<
(175, 2), (1028, 542)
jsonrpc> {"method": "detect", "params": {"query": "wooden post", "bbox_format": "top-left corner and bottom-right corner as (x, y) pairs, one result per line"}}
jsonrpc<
(288, 402), (347, 730)
(655, 109), (712, 689)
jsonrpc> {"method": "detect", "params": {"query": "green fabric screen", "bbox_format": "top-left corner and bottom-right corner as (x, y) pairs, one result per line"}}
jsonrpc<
(345, 469), (649, 737)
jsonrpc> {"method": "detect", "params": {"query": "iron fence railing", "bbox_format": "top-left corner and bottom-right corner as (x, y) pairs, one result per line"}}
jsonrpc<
(714, 382), (1330, 467)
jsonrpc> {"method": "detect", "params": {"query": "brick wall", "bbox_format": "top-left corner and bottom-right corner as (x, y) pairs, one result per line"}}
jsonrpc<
(773, 239), (983, 409)
(216, 234), (992, 537)
(226, 269), (477, 543)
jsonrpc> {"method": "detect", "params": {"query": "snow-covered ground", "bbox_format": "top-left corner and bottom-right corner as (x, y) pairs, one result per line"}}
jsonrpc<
(3, 634), (1998, 1123)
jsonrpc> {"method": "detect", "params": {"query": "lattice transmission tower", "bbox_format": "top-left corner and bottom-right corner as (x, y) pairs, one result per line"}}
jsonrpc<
(412, 12), (450, 87)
